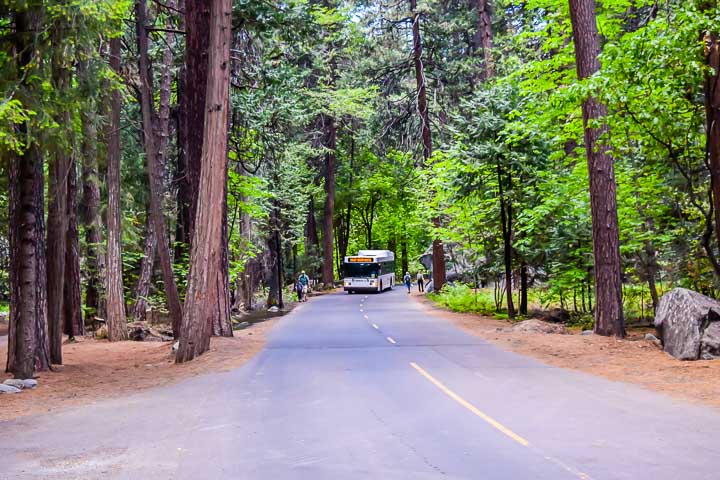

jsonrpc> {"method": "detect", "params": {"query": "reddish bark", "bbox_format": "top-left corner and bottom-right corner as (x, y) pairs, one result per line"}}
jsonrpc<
(64, 159), (84, 338)
(321, 114), (337, 287)
(106, 37), (129, 341)
(410, 0), (447, 290)
(176, 0), (233, 362)
(7, 5), (51, 378)
(137, 0), (183, 336)
(568, 0), (624, 337)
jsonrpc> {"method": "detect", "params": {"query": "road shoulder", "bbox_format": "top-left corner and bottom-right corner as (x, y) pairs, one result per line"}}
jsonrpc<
(412, 293), (720, 409)
(0, 318), (277, 421)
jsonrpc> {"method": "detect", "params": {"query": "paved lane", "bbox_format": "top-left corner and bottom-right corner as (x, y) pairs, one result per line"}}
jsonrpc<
(2, 289), (719, 479)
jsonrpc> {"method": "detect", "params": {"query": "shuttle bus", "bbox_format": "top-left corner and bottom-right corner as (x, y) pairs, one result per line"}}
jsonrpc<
(342, 250), (396, 294)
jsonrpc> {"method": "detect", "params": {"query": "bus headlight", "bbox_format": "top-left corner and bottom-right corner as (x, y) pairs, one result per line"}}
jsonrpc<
(369, 280), (376, 286)
(344, 280), (351, 286)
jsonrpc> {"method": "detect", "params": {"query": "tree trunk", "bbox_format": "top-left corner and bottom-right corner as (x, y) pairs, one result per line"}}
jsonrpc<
(80, 81), (106, 324)
(471, 0), (494, 80)
(180, 0), (210, 246)
(401, 239), (408, 275)
(176, 0), (232, 363)
(106, 37), (128, 341)
(497, 161), (515, 318)
(182, 0), (231, 336)
(137, 0), (183, 336)
(132, 217), (156, 322)
(64, 159), (83, 339)
(212, 176), (233, 336)
(703, 19), (720, 249)
(321, 114), (337, 287)
(645, 240), (660, 312)
(410, 0), (446, 290)
(7, 6), (51, 378)
(569, 0), (624, 337)
(306, 196), (320, 268)
(47, 14), (72, 364)
(520, 261), (528, 316)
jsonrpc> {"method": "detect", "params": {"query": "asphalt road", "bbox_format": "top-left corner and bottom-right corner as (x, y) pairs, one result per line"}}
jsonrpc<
(2, 289), (719, 479)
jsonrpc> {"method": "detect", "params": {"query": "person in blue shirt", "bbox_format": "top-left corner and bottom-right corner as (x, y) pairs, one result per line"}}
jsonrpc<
(403, 272), (412, 293)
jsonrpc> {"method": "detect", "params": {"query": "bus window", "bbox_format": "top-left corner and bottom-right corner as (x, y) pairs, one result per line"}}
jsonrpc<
(343, 263), (380, 279)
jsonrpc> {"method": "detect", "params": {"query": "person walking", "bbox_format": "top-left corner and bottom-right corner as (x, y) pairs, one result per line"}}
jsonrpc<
(298, 271), (310, 302)
(417, 271), (425, 293)
(403, 272), (412, 294)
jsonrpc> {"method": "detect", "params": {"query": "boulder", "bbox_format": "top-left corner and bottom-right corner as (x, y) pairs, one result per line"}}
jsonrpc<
(22, 379), (38, 389)
(506, 319), (566, 335)
(654, 288), (720, 360)
(0, 384), (21, 394)
(581, 330), (593, 336)
(3, 378), (25, 390)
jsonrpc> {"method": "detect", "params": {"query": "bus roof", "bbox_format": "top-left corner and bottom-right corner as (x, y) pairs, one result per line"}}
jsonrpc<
(344, 250), (395, 263)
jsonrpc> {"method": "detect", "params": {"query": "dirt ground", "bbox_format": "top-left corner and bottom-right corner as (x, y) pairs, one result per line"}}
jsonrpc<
(0, 319), (276, 421)
(413, 293), (720, 409)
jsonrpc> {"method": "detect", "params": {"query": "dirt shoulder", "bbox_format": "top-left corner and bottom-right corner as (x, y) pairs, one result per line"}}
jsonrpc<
(413, 293), (720, 409)
(0, 318), (276, 421)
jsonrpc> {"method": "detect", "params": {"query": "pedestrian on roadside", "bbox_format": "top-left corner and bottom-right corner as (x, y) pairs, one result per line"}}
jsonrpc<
(298, 270), (310, 302)
(417, 271), (425, 293)
(296, 278), (304, 302)
(403, 272), (412, 294)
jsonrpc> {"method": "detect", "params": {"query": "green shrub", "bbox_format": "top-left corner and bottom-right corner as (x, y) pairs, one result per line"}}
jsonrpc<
(429, 283), (497, 315)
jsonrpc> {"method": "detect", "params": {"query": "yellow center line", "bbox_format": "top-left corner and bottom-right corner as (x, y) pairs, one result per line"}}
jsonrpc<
(372, 323), (379, 330)
(410, 362), (529, 447)
(386, 336), (396, 344)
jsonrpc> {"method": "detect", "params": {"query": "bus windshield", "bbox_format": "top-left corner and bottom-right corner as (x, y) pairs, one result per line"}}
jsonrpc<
(343, 263), (380, 278)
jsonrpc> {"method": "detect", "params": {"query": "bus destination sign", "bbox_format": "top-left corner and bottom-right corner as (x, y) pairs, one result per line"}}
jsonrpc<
(348, 257), (373, 263)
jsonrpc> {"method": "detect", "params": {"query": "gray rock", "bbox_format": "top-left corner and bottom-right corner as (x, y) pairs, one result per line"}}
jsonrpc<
(644, 333), (660, 342)
(3, 378), (25, 389)
(581, 330), (594, 336)
(268, 306), (280, 313)
(505, 319), (566, 335)
(655, 288), (720, 360)
(22, 379), (38, 389)
(235, 321), (250, 330)
(0, 311), (7, 323)
(172, 341), (180, 353)
(0, 384), (22, 394)
(700, 322), (720, 360)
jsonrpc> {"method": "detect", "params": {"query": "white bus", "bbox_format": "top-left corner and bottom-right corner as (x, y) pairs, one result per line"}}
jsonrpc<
(342, 250), (396, 294)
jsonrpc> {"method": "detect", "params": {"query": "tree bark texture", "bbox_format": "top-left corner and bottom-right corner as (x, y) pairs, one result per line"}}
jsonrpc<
(568, 0), (624, 337)
(64, 160), (84, 338)
(180, 0), (210, 246)
(7, 6), (51, 378)
(176, 0), (232, 362)
(471, 0), (494, 80)
(321, 114), (337, 287)
(497, 162), (515, 318)
(137, 0), (183, 336)
(703, 24), (720, 250)
(47, 13), (73, 364)
(182, 0), (231, 336)
(132, 217), (156, 322)
(410, 0), (446, 290)
(106, 37), (129, 341)
(80, 82), (106, 323)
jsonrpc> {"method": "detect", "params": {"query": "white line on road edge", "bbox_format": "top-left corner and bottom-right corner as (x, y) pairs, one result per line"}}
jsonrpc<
(409, 362), (593, 480)
(372, 324), (379, 330)
(386, 337), (396, 344)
